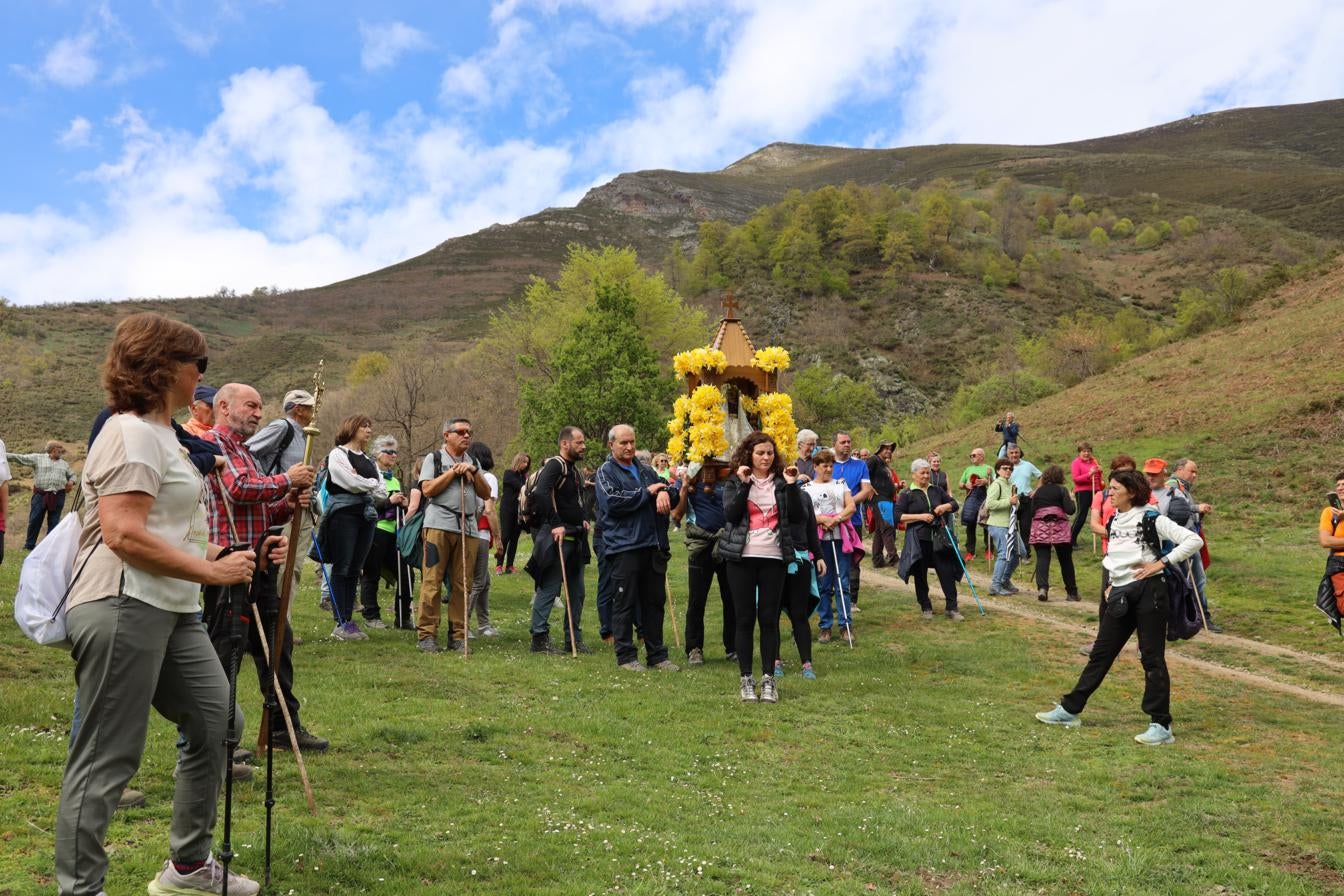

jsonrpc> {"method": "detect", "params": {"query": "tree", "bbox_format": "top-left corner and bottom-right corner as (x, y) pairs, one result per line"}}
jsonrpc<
(790, 362), (879, 436)
(348, 351), (391, 386)
(1211, 267), (1251, 317)
(1175, 286), (1221, 335)
(1176, 215), (1200, 238)
(1088, 227), (1111, 251)
(516, 281), (675, 461)
(1068, 194), (1086, 212)
(769, 222), (825, 293)
(1112, 217), (1134, 238)
(1135, 225), (1162, 249)
(1052, 212), (1071, 239)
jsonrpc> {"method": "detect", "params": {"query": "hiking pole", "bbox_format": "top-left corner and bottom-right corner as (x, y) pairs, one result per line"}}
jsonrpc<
(829, 540), (854, 649)
(248, 600), (317, 813)
(217, 569), (249, 896)
(395, 506), (409, 629)
(460, 476), (471, 656)
(665, 570), (682, 650)
(557, 534), (579, 658)
(1184, 559), (1211, 632)
(945, 523), (986, 616)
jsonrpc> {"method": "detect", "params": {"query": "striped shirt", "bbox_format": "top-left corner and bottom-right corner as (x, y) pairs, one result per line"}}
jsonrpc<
(6, 451), (74, 492)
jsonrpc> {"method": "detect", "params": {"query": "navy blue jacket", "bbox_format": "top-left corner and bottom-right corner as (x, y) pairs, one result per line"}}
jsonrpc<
(595, 456), (678, 557)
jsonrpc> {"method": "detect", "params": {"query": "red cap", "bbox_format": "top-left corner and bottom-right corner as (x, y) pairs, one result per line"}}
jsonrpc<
(1142, 458), (1167, 475)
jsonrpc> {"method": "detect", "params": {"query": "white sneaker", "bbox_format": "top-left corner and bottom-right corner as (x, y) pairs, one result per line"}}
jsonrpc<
(1134, 722), (1175, 746)
(740, 675), (757, 702)
(364, 618), (388, 630)
(760, 675), (778, 703)
(148, 854), (260, 896)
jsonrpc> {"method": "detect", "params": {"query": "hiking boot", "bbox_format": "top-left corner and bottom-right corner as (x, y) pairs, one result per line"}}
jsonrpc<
(148, 854), (260, 896)
(619, 660), (646, 672)
(688, 648), (704, 665)
(531, 633), (562, 655)
(1066, 592), (1081, 602)
(417, 637), (442, 653)
(1004, 582), (1021, 594)
(564, 642), (595, 655)
(1206, 620), (1224, 634)
(364, 618), (388, 630)
(1037, 588), (1048, 602)
(760, 675), (778, 703)
(818, 628), (832, 644)
(739, 675), (757, 702)
(653, 660), (680, 672)
(921, 609), (934, 620)
(774, 659), (785, 678)
(231, 762), (254, 782)
(1078, 641), (1094, 656)
(318, 597), (332, 612)
(447, 639), (466, 652)
(1134, 723), (1175, 746)
(839, 625), (856, 644)
(116, 787), (146, 810)
(271, 727), (329, 752)
(1034, 705), (1081, 728)
(801, 663), (817, 680)
(232, 748), (254, 764)
(988, 585), (1009, 596)
(479, 625), (501, 637)
(945, 610), (965, 622)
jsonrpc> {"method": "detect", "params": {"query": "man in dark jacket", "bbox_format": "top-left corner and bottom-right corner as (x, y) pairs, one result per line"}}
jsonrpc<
(866, 442), (899, 567)
(595, 424), (680, 672)
(526, 426), (591, 654)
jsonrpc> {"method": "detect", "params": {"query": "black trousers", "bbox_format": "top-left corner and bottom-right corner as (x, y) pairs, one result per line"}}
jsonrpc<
(250, 603), (302, 733)
(870, 515), (898, 567)
(963, 522), (988, 555)
(685, 546), (733, 656)
(497, 503), (522, 568)
(781, 567), (815, 665)
(1034, 544), (1077, 594)
(1062, 576), (1171, 727)
(1071, 490), (1094, 545)
(609, 547), (669, 666)
(910, 544), (960, 612)
(725, 557), (786, 677)
(360, 527), (412, 622)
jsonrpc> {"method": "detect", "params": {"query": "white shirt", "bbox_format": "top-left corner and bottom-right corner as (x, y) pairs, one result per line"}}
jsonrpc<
(1103, 506), (1203, 588)
(0, 438), (10, 481)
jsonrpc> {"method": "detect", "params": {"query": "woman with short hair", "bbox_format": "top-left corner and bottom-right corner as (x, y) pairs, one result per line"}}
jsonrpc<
(358, 435), (410, 629)
(893, 458), (963, 620)
(58, 312), (267, 896)
(1037, 469), (1202, 745)
(321, 414), (387, 641)
(958, 447), (993, 562)
(1070, 441), (1103, 546)
(1028, 464), (1078, 601)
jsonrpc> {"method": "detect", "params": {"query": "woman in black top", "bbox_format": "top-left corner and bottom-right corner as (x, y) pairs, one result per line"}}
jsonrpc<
(322, 414), (387, 640)
(1028, 464), (1078, 601)
(496, 453), (530, 573)
(893, 458), (963, 621)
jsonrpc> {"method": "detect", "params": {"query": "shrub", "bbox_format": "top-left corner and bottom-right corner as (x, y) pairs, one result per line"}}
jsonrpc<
(1135, 225), (1162, 250)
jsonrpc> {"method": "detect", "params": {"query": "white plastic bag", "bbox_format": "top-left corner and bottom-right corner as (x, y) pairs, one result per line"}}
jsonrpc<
(14, 511), (83, 646)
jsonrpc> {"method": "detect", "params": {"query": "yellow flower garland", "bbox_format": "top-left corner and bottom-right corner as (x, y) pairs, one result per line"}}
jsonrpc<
(666, 385), (729, 463)
(672, 347), (729, 378)
(751, 346), (791, 373)
(755, 391), (797, 459)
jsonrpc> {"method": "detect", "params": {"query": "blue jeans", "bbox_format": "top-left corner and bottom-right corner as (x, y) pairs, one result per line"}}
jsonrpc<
(989, 525), (1019, 588)
(816, 541), (852, 630)
(26, 489), (64, 549)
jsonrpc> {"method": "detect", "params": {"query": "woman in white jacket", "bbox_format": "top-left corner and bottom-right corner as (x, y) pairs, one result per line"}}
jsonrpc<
(1035, 469), (1202, 745)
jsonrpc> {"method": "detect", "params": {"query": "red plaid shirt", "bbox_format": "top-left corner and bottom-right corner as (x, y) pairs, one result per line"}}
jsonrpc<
(202, 425), (294, 547)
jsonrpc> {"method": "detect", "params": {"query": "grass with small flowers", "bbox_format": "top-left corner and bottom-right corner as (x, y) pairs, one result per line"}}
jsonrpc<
(3, 509), (1344, 896)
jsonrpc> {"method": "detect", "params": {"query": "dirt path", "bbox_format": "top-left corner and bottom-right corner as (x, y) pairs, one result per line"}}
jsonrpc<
(866, 567), (1344, 708)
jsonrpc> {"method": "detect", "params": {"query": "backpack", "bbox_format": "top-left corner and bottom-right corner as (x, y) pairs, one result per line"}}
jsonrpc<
(397, 450), (444, 566)
(263, 420), (298, 476)
(519, 456), (560, 531)
(1107, 508), (1202, 640)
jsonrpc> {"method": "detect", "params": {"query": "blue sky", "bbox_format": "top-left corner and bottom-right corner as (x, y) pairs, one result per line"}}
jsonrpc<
(3, 0), (1342, 304)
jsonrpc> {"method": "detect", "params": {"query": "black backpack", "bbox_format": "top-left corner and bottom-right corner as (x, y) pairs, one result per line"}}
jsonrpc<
(519, 456), (561, 531)
(1108, 508), (1202, 640)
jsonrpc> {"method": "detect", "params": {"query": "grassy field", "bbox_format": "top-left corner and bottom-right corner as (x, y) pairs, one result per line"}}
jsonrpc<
(3, 510), (1344, 895)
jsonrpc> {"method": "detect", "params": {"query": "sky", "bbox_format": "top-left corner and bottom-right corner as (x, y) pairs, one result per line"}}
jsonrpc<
(2, 1), (1342, 305)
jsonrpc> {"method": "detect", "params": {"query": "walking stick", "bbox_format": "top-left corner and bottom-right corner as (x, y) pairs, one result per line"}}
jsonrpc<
(216, 572), (248, 895)
(945, 523), (986, 616)
(460, 476), (471, 656)
(1184, 559), (1211, 631)
(395, 506), (409, 628)
(249, 602), (318, 814)
(665, 570), (682, 650)
(828, 540), (854, 649)
(557, 533), (579, 658)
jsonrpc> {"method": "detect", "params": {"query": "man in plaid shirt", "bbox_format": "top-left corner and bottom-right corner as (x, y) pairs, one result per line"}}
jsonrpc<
(204, 383), (328, 753)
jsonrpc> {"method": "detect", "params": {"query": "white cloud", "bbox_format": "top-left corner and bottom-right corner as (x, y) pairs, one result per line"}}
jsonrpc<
(360, 21), (432, 71)
(41, 32), (99, 87)
(440, 18), (569, 127)
(58, 116), (94, 148)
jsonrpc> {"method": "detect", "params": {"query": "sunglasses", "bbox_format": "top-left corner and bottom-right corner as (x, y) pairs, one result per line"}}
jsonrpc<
(447, 429), (472, 437)
(176, 355), (208, 374)
(380, 449), (399, 456)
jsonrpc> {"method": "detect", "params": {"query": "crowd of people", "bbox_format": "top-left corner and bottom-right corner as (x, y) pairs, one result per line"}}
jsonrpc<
(0, 312), (1245, 895)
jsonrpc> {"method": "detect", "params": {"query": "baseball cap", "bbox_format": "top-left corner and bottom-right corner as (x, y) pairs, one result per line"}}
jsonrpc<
(1142, 457), (1167, 474)
(284, 389), (316, 410)
(193, 384), (218, 405)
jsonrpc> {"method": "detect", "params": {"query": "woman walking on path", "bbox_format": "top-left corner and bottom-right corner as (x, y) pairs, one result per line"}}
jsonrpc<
(1036, 469), (1202, 745)
(672, 464), (734, 665)
(893, 458), (963, 620)
(1029, 465), (1078, 602)
(321, 414), (387, 641)
(1070, 442), (1103, 547)
(57, 312), (267, 896)
(958, 448), (993, 562)
(777, 485), (824, 679)
(496, 453), (530, 574)
(720, 432), (804, 704)
(801, 449), (856, 644)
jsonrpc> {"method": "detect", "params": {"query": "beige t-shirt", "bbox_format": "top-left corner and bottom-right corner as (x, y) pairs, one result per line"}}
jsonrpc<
(71, 413), (209, 614)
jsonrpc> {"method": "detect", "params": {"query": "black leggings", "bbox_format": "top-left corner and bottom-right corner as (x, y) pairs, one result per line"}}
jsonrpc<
(780, 568), (814, 665)
(1034, 544), (1077, 595)
(963, 522), (989, 555)
(497, 505), (523, 567)
(910, 544), (960, 612)
(1070, 491), (1094, 545)
(725, 557), (786, 678)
